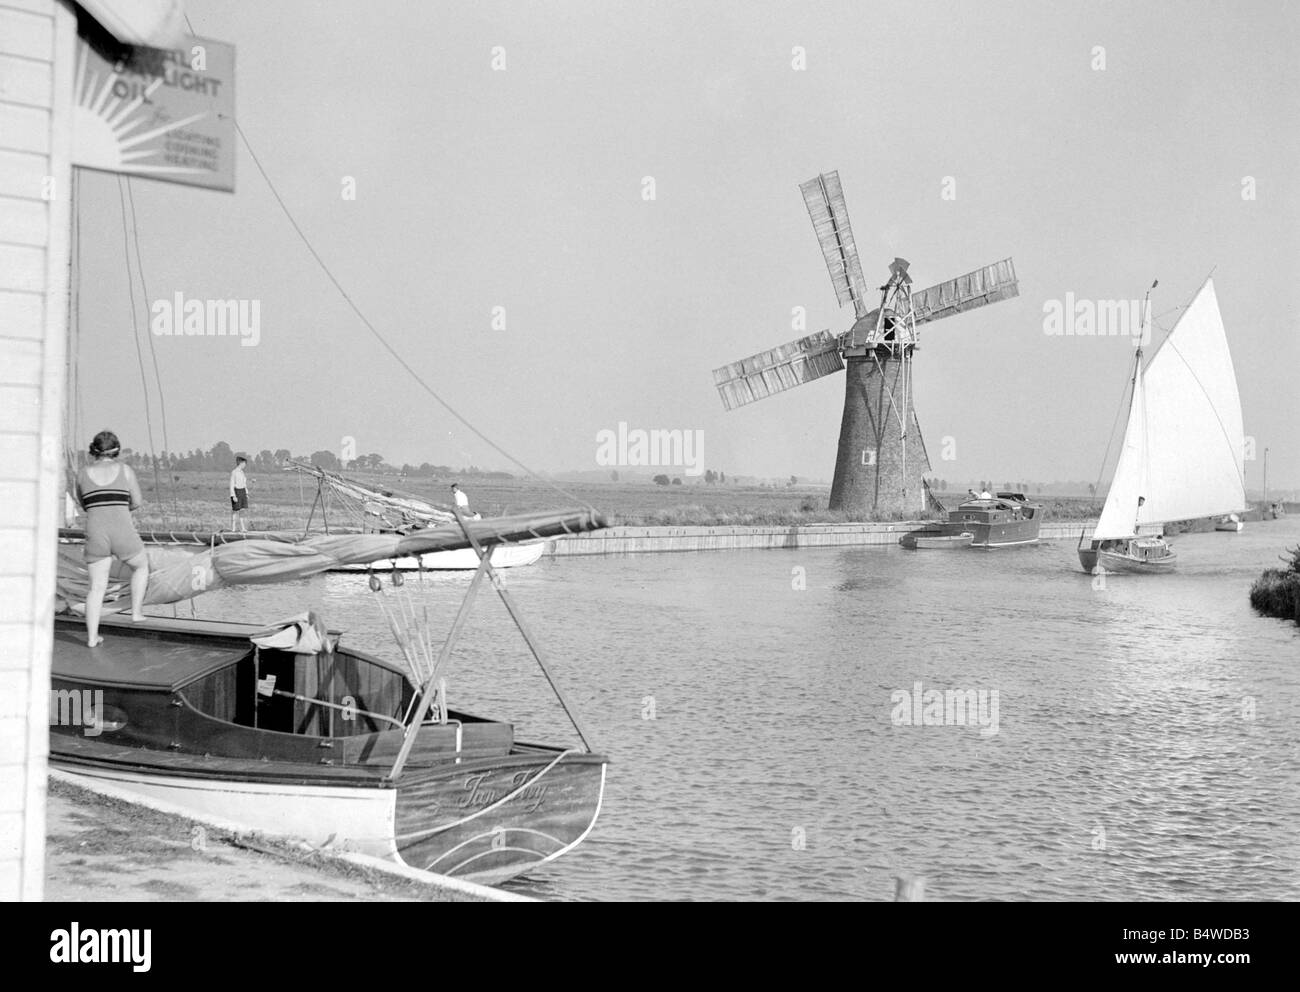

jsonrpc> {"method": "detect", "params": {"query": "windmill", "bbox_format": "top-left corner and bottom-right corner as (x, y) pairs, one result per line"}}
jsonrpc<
(712, 171), (1020, 515)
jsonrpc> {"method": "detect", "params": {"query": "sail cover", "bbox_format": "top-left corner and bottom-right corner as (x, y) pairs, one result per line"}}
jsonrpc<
(56, 508), (607, 609)
(1094, 279), (1246, 539)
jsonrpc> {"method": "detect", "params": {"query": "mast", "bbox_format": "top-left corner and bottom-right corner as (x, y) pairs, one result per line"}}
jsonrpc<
(1088, 280), (1156, 547)
(1129, 279), (1156, 533)
(1262, 446), (1269, 509)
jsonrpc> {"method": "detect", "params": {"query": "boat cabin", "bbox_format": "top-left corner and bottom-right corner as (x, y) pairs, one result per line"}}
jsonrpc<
(950, 496), (1037, 526)
(1102, 537), (1171, 561)
(50, 614), (513, 768)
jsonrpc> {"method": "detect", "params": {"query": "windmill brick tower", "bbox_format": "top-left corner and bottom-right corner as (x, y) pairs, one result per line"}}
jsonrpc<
(713, 171), (1020, 517)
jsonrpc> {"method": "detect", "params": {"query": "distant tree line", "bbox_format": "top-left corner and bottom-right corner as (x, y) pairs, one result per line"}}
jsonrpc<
(78, 440), (512, 478)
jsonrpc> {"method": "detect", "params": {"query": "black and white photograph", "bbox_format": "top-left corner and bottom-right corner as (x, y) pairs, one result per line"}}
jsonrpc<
(0, 0), (1295, 965)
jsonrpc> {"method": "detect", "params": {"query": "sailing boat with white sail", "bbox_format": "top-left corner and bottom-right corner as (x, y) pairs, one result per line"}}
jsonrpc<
(1079, 278), (1247, 574)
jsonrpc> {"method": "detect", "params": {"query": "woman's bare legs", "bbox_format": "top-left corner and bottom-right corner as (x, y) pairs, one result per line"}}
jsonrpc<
(126, 550), (149, 621)
(85, 558), (112, 647)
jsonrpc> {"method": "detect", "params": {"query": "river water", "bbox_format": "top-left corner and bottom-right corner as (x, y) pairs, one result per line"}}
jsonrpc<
(192, 520), (1300, 901)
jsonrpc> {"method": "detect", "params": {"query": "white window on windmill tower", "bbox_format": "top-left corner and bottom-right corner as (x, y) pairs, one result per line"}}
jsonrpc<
(0, 0), (189, 903)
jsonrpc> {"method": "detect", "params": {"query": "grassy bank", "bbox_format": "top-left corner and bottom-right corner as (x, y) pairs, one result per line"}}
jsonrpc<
(1249, 545), (1300, 625)
(107, 469), (1105, 531)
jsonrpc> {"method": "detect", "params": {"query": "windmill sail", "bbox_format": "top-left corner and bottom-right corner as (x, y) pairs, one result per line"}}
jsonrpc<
(1093, 278), (1245, 540)
(909, 258), (1020, 325)
(799, 172), (870, 319)
(845, 257), (1020, 341)
(713, 330), (844, 410)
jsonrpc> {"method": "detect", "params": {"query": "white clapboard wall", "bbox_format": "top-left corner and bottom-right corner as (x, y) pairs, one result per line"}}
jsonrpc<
(0, 0), (75, 902)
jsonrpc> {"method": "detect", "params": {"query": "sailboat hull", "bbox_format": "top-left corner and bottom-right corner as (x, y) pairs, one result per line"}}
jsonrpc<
(1079, 539), (1177, 574)
(327, 541), (546, 572)
(1097, 547), (1178, 573)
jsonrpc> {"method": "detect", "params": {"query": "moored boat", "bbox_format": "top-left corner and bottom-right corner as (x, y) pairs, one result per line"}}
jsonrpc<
(329, 541), (547, 572)
(51, 508), (610, 884)
(900, 491), (1041, 550)
(899, 531), (974, 550)
(284, 462), (553, 572)
(1215, 514), (1244, 532)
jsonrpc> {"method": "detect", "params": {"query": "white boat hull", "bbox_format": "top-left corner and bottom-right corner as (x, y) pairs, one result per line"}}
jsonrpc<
(51, 762), (400, 859)
(329, 541), (546, 572)
(51, 751), (607, 885)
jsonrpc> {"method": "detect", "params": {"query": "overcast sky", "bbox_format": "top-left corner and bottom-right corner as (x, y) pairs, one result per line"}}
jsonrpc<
(71, 0), (1298, 490)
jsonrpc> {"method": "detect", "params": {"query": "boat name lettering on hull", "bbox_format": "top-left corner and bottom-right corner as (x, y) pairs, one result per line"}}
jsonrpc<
(457, 771), (548, 814)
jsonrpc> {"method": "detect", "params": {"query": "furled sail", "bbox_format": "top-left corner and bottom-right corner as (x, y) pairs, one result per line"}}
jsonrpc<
(289, 460), (455, 530)
(1093, 279), (1245, 540)
(56, 508), (607, 609)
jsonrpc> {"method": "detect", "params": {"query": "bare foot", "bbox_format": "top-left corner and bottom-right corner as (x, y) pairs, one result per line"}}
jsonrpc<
(87, 636), (104, 648)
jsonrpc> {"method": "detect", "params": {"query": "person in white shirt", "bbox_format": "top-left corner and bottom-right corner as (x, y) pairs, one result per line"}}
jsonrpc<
(450, 483), (480, 519)
(229, 456), (249, 532)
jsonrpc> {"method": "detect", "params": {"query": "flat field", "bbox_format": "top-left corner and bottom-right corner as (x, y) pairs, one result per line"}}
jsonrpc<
(119, 468), (1104, 532)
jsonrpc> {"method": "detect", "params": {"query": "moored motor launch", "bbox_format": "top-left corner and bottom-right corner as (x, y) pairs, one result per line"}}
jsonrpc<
(713, 170), (1020, 517)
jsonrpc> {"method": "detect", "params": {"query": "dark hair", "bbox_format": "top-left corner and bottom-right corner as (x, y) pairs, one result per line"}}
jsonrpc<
(89, 430), (120, 458)
(235, 456), (247, 465)
(450, 484), (458, 489)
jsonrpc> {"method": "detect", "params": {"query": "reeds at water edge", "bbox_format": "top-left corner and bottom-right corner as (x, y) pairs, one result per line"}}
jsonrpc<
(1249, 545), (1300, 624)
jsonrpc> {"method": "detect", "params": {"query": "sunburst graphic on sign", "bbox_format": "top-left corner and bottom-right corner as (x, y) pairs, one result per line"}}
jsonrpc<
(72, 42), (210, 178)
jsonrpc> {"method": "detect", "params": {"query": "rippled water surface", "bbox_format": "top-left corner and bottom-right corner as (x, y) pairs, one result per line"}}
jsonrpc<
(191, 520), (1300, 901)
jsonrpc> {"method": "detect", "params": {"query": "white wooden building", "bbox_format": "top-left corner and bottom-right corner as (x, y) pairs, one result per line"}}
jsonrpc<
(0, 0), (184, 901)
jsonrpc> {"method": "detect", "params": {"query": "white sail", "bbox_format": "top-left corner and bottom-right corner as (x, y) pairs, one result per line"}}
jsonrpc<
(1094, 359), (1149, 540)
(1093, 278), (1246, 540)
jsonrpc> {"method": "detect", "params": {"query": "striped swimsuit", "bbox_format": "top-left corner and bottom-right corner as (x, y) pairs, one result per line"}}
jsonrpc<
(76, 462), (145, 563)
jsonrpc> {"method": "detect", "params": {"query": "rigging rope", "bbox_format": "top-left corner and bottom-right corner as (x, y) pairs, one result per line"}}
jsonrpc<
(183, 11), (593, 514)
(1089, 354), (1137, 510)
(65, 168), (83, 496)
(125, 177), (182, 517)
(116, 176), (167, 524)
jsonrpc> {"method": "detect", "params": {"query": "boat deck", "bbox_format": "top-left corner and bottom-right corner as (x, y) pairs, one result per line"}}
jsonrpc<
(53, 621), (249, 691)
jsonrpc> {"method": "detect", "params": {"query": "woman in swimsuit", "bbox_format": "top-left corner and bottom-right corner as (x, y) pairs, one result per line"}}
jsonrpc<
(75, 430), (149, 647)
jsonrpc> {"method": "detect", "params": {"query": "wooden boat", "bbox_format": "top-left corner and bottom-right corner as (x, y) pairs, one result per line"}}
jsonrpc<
(899, 531), (974, 550)
(328, 541), (546, 572)
(50, 614), (605, 884)
(283, 462), (551, 572)
(1080, 536), (1179, 574)
(51, 508), (610, 884)
(1079, 278), (1247, 574)
(900, 492), (1040, 550)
